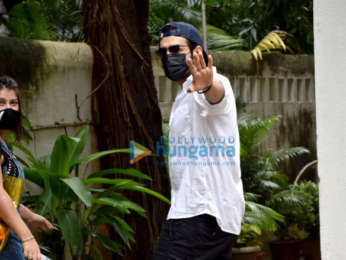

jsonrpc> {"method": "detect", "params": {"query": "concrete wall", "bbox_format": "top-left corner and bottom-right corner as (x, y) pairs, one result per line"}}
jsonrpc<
(0, 39), (316, 195)
(314, 1), (346, 259)
(0, 40), (97, 182)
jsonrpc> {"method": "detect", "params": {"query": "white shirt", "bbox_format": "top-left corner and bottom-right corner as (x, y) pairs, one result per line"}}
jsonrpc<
(167, 67), (245, 235)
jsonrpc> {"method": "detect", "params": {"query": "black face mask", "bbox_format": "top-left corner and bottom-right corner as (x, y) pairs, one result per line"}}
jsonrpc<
(162, 54), (190, 81)
(0, 108), (21, 130)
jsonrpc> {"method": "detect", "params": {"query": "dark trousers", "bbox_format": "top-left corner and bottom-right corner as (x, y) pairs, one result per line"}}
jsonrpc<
(153, 214), (237, 260)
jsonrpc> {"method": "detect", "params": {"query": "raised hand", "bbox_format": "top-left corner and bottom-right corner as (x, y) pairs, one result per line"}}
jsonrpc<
(186, 49), (213, 93)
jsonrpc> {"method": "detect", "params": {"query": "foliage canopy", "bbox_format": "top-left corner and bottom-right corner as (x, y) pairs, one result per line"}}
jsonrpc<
(1, 0), (313, 53)
(149, 0), (313, 53)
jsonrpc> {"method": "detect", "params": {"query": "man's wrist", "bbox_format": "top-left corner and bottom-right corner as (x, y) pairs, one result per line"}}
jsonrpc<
(197, 84), (212, 94)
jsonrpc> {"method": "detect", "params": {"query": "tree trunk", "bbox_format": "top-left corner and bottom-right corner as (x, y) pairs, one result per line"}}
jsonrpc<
(82, 1), (169, 259)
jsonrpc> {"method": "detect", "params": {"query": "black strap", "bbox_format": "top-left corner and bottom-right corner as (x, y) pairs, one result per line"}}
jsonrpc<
(197, 85), (212, 94)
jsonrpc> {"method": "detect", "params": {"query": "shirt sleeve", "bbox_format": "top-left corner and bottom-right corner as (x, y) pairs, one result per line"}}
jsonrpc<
(192, 73), (235, 117)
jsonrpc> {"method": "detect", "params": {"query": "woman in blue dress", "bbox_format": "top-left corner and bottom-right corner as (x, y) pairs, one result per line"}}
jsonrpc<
(0, 76), (53, 260)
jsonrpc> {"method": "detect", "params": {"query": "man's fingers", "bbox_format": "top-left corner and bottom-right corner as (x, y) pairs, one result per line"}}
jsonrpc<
(194, 52), (202, 71)
(199, 51), (206, 69)
(208, 55), (213, 70)
(186, 56), (197, 76)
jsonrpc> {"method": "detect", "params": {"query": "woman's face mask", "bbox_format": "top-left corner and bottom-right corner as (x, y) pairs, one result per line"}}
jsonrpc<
(161, 53), (191, 81)
(0, 108), (21, 130)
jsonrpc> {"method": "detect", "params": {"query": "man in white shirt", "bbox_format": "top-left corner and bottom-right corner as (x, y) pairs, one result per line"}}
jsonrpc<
(153, 22), (245, 260)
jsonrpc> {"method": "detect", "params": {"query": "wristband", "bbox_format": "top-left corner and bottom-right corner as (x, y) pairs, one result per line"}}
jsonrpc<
(22, 235), (34, 243)
(197, 85), (212, 94)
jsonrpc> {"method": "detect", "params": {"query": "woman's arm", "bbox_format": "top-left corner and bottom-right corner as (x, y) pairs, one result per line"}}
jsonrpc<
(20, 204), (53, 232)
(0, 159), (41, 260)
(0, 173), (33, 240)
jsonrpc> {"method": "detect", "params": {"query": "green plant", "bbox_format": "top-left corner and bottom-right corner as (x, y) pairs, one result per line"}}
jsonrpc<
(18, 125), (169, 259)
(250, 30), (292, 61)
(4, 1), (52, 40)
(206, 0), (313, 53)
(148, 0), (244, 50)
(266, 160), (319, 242)
(267, 180), (319, 241)
(238, 192), (284, 247)
(237, 108), (311, 246)
(148, 0), (202, 44)
(1, 0), (83, 42)
(238, 110), (310, 198)
(206, 25), (244, 50)
(38, 0), (84, 42)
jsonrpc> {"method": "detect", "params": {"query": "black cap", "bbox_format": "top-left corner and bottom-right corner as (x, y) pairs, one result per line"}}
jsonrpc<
(158, 22), (204, 47)
(158, 22), (208, 65)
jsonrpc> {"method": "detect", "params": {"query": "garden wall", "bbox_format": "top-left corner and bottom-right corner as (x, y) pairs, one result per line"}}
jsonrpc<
(23, 41), (95, 163)
(0, 39), (316, 183)
(0, 39), (97, 187)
